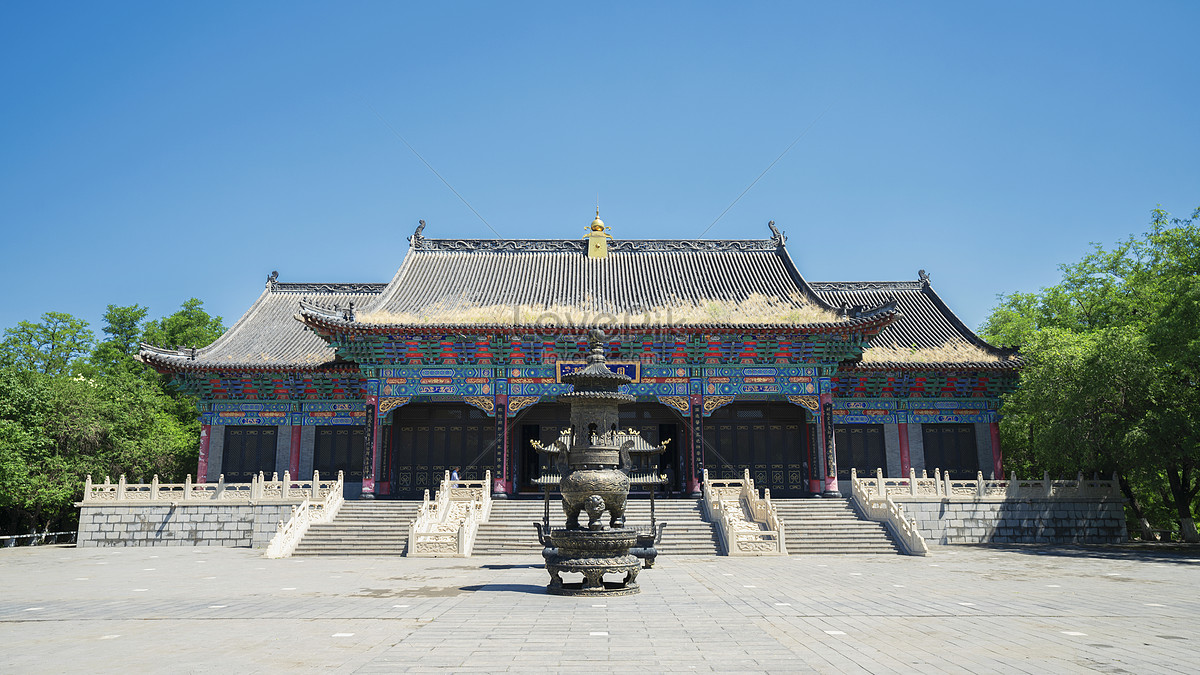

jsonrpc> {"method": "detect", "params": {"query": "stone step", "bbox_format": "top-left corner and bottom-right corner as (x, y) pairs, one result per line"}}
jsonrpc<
(772, 498), (902, 555)
(303, 534), (410, 539)
(293, 546), (408, 556)
(473, 498), (718, 556)
(775, 509), (859, 515)
(790, 547), (898, 553)
(291, 501), (422, 556)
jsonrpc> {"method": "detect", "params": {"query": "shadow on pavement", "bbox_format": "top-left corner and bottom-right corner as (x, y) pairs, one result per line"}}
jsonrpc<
(965, 543), (1200, 564)
(460, 583), (546, 594)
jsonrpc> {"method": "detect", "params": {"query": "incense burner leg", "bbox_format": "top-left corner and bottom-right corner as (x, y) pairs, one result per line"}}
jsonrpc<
(562, 497), (583, 530)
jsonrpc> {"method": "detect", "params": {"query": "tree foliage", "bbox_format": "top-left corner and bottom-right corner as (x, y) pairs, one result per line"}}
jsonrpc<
(89, 304), (149, 378)
(141, 298), (224, 351)
(983, 206), (1200, 541)
(0, 299), (226, 534)
(0, 312), (94, 376)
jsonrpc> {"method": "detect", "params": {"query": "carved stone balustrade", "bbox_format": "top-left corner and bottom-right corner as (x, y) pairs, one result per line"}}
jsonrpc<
(701, 469), (786, 555)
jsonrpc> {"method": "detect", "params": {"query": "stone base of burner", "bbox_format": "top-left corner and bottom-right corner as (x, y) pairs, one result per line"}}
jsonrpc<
(546, 528), (641, 596)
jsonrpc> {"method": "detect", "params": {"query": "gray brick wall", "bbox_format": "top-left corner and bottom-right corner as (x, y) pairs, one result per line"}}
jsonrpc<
(207, 424), (226, 482)
(76, 504), (292, 548)
(275, 425), (292, 476)
(974, 422), (994, 478)
(901, 499), (1126, 545)
(299, 426), (316, 477)
(883, 424), (902, 477)
(907, 423), (925, 473)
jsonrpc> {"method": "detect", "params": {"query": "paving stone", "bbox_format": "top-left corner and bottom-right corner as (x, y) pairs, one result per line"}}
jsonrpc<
(1, 544), (1199, 672)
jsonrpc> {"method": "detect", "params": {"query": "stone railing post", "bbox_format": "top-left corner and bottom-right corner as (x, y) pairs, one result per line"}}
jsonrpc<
(118, 474), (127, 501)
(1076, 471), (1084, 495)
(184, 474), (192, 500)
(934, 469), (942, 497)
(282, 470), (291, 499)
(312, 470), (320, 500)
(1043, 470), (1052, 498)
(150, 474), (159, 500)
(876, 467), (885, 497)
(909, 467), (918, 496)
(977, 471), (985, 498)
(84, 474), (92, 502)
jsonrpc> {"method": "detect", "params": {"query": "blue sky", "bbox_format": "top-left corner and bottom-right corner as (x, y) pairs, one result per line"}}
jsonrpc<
(1, 2), (1197, 338)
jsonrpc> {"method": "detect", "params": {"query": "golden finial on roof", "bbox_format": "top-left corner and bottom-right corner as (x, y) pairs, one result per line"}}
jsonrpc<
(590, 205), (605, 231)
(584, 207), (612, 259)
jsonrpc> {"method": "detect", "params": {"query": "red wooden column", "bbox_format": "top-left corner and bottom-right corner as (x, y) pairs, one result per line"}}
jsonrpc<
(990, 422), (1003, 478)
(807, 411), (822, 494)
(810, 407), (826, 494)
(688, 394), (703, 495)
(501, 406), (512, 494)
(496, 392), (510, 495)
(820, 393), (839, 496)
(289, 425), (301, 477)
(197, 424), (211, 483)
(898, 422), (911, 476)
(362, 395), (379, 496)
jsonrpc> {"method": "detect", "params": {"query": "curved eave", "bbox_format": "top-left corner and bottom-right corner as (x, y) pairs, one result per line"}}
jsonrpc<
(136, 350), (360, 375)
(842, 359), (1024, 372)
(137, 282), (383, 375)
(775, 243), (840, 312)
(919, 283), (1010, 355)
(296, 305), (901, 338)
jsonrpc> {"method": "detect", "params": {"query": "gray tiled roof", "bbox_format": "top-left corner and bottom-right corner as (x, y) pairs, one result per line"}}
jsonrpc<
(141, 233), (1014, 372)
(361, 236), (834, 316)
(139, 282), (385, 371)
(809, 278), (1012, 358)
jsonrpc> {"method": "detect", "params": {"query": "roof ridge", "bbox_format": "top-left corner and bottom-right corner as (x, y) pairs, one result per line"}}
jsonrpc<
(409, 237), (783, 253)
(271, 282), (388, 293)
(809, 280), (926, 291)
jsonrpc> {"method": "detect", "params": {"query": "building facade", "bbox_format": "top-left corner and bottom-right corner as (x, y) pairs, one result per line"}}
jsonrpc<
(140, 221), (1019, 499)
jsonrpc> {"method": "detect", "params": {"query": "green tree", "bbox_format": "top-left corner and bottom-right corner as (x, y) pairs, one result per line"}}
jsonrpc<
(0, 366), (196, 534)
(0, 312), (94, 376)
(983, 206), (1200, 541)
(141, 298), (225, 351)
(90, 304), (149, 377)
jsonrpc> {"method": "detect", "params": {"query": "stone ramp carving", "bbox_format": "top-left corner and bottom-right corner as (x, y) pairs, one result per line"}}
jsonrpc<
(701, 469), (786, 555)
(406, 471), (492, 557)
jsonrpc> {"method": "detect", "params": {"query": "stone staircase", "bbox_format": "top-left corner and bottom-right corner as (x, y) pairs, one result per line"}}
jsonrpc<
(773, 498), (901, 554)
(291, 500), (421, 556)
(472, 498), (721, 556)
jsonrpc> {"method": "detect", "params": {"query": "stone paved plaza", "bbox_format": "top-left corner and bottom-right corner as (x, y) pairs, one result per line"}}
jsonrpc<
(1, 544), (1198, 673)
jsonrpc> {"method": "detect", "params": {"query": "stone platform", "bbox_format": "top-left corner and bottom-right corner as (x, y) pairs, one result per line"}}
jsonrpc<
(1, 543), (1199, 673)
